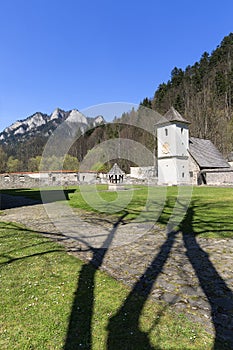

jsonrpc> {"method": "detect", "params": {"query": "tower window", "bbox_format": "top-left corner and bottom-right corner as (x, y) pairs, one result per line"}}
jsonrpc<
(181, 128), (184, 134)
(182, 172), (185, 178)
(165, 128), (168, 136)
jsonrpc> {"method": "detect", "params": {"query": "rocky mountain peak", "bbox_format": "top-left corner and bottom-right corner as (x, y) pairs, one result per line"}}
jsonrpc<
(0, 108), (105, 144)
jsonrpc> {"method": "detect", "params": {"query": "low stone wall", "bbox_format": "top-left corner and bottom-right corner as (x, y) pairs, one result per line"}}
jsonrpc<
(78, 172), (107, 184)
(0, 171), (110, 189)
(205, 170), (233, 186)
(2, 170), (232, 189)
(130, 166), (157, 179)
(0, 172), (79, 189)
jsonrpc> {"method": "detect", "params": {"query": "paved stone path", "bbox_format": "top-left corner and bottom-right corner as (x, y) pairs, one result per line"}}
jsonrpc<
(1, 195), (233, 346)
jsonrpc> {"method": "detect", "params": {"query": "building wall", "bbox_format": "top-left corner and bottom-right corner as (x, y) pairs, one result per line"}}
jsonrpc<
(157, 123), (189, 158)
(189, 156), (200, 185)
(157, 124), (176, 158)
(176, 157), (190, 184)
(157, 121), (190, 185)
(205, 171), (233, 185)
(157, 157), (190, 185)
(175, 123), (189, 156)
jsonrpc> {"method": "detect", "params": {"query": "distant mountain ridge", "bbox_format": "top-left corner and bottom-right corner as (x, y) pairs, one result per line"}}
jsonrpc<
(0, 108), (105, 144)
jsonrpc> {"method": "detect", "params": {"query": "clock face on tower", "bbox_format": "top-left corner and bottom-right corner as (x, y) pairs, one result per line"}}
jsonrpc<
(162, 142), (170, 154)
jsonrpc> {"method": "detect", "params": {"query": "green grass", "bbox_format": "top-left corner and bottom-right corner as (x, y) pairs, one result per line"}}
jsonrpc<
(1, 185), (233, 238)
(68, 185), (233, 238)
(1, 187), (232, 348)
(0, 222), (214, 349)
(159, 186), (233, 238)
(2, 185), (233, 238)
(69, 184), (168, 223)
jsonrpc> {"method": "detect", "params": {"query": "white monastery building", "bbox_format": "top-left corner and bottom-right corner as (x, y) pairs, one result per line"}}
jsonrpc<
(156, 107), (232, 186)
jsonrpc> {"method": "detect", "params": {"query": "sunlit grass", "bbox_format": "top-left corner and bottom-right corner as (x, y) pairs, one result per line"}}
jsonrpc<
(0, 186), (232, 348)
(2, 185), (233, 238)
(69, 185), (233, 238)
(0, 222), (214, 349)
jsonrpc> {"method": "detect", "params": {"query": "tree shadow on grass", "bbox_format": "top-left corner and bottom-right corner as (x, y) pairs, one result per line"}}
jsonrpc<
(63, 212), (128, 350)
(0, 222), (64, 267)
(106, 230), (177, 350)
(62, 195), (180, 350)
(180, 203), (233, 349)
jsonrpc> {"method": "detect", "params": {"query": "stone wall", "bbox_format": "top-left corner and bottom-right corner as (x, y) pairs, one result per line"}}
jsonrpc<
(189, 156), (200, 185)
(0, 171), (110, 189)
(78, 172), (107, 184)
(130, 166), (157, 180)
(205, 170), (233, 186)
(2, 168), (232, 189)
(0, 172), (79, 189)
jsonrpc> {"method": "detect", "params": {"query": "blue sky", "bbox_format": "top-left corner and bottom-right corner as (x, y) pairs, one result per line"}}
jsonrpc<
(0, 0), (233, 131)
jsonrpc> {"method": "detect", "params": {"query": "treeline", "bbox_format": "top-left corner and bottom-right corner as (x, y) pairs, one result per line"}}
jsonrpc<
(141, 33), (233, 156)
(0, 148), (79, 173)
(69, 119), (155, 173)
(0, 119), (154, 173)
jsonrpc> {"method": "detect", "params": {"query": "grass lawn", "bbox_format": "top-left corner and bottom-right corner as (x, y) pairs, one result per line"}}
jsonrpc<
(1, 185), (232, 348)
(68, 185), (233, 238)
(0, 222), (214, 349)
(2, 185), (233, 238)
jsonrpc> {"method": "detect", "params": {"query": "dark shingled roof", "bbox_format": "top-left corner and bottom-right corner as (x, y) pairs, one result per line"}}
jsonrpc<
(189, 137), (230, 169)
(155, 107), (191, 126)
(164, 107), (190, 124)
(108, 163), (125, 175)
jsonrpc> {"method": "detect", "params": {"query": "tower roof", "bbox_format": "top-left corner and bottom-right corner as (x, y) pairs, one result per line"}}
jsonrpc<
(164, 107), (190, 124)
(156, 107), (190, 126)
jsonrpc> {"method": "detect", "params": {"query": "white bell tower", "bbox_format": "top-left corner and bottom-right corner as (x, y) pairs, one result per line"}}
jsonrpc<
(156, 107), (190, 185)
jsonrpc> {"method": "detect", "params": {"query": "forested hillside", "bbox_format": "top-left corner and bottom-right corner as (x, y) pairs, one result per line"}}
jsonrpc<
(141, 33), (233, 156)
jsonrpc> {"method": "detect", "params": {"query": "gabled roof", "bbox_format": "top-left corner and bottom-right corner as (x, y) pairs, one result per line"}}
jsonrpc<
(108, 163), (125, 175)
(189, 137), (230, 169)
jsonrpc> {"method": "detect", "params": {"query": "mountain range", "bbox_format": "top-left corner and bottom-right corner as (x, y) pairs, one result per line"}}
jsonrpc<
(0, 108), (105, 144)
